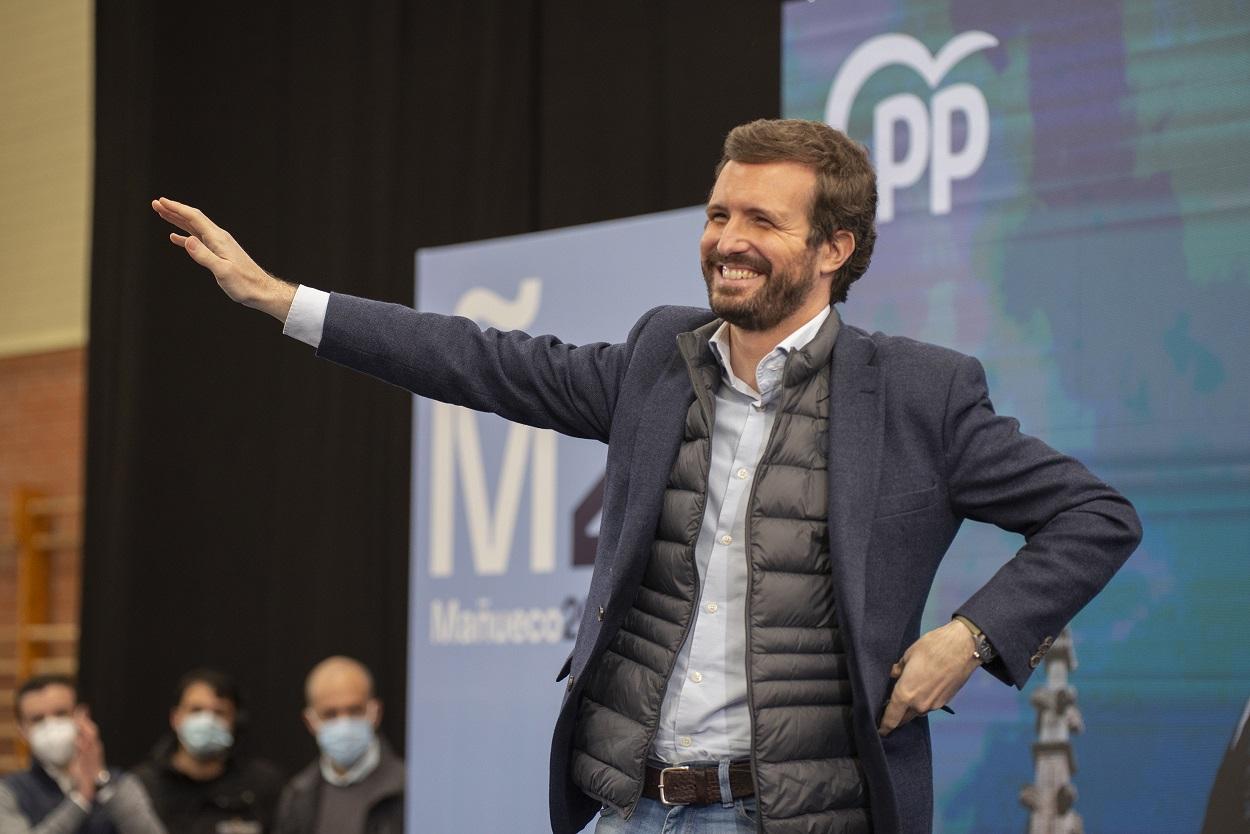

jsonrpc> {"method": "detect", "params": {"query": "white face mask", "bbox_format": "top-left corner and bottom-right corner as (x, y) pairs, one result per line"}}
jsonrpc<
(28, 717), (77, 769)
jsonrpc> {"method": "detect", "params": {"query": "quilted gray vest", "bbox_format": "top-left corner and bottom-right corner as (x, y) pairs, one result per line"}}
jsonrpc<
(570, 311), (870, 833)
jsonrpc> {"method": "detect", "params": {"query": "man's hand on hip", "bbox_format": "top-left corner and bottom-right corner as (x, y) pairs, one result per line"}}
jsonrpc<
(151, 197), (296, 323)
(878, 619), (980, 736)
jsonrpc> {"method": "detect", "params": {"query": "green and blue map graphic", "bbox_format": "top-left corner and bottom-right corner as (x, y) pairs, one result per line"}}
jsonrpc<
(785, 1), (1250, 830)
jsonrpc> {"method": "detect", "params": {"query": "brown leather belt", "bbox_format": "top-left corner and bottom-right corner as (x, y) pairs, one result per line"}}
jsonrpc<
(642, 761), (754, 805)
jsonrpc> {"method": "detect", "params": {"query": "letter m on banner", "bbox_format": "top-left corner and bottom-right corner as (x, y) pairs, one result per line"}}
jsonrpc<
(427, 279), (557, 578)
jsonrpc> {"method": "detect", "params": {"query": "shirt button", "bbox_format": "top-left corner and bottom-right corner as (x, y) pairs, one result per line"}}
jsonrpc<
(719, 534), (732, 545)
(736, 468), (749, 479)
(705, 602), (718, 614)
(689, 671), (703, 684)
(679, 736), (693, 748)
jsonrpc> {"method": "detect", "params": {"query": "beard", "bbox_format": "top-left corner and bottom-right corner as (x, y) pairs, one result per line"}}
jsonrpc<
(701, 246), (820, 332)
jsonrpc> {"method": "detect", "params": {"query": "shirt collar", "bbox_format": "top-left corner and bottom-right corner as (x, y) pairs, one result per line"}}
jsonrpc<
(320, 737), (381, 787)
(708, 306), (833, 401)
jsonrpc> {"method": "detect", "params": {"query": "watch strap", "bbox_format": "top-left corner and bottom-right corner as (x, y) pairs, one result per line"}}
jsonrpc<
(953, 615), (997, 664)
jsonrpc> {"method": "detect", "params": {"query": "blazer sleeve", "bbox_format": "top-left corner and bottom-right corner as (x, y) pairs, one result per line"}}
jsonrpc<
(315, 293), (660, 443)
(943, 354), (1143, 688)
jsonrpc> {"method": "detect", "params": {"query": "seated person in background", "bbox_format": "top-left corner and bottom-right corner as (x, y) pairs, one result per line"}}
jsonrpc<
(133, 669), (283, 834)
(0, 674), (165, 833)
(274, 657), (403, 834)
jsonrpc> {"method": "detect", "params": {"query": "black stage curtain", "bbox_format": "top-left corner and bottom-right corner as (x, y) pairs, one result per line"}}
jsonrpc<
(83, 2), (780, 773)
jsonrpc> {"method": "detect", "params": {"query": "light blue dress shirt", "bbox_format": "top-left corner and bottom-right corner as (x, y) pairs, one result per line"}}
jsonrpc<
(651, 306), (833, 764)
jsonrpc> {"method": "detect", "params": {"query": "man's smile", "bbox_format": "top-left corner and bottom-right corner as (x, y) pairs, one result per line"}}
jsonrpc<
(718, 265), (765, 282)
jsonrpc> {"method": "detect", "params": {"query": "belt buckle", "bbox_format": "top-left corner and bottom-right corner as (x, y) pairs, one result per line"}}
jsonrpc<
(658, 765), (690, 805)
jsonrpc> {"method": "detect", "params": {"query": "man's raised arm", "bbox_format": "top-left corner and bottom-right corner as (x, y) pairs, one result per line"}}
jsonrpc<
(151, 197), (638, 442)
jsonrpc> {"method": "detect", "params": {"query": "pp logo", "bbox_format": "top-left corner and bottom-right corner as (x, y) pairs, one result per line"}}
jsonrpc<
(825, 31), (999, 222)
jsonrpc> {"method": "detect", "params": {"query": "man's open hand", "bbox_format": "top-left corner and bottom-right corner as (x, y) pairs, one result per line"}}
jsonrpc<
(68, 706), (105, 803)
(878, 619), (981, 736)
(151, 197), (296, 322)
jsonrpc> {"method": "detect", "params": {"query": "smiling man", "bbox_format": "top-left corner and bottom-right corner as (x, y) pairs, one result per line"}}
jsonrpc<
(152, 118), (1140, 834)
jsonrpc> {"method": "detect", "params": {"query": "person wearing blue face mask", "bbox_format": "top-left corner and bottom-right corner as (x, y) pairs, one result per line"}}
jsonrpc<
(133, 669), (284, 834)
(274, 657), (404, 834)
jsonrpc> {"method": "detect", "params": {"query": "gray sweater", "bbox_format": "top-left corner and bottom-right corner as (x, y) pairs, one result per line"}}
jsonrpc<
(0, 770), (166, 834)
(274, 741), (403, 834)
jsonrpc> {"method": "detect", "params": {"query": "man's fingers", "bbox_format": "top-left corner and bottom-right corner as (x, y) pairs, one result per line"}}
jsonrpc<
(154, 197), (217, 237)
(878, 697), (907, 736)
(890, 662), (903, 679)
(184, 236), (223, 271)
(169, 232), (189, 248)
(74, 710), (97, 733)
(152, 199), (196, 235)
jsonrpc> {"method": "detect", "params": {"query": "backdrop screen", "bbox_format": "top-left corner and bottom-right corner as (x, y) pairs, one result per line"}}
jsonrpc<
(406, 2), (1250, 831)
(784, 0), (1250, 830)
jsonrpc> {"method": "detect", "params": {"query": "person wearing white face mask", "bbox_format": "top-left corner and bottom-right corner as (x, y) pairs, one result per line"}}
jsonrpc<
(0, 675), (166, 834)
(273, 657), (403, 834)
(132, 669), (283, 834)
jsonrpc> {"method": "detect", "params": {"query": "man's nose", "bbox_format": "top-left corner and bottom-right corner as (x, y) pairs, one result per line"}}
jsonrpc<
(716, 216), (752, 256)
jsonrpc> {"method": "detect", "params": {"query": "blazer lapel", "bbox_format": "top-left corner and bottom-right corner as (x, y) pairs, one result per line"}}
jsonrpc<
(610, 348), (697, 596)
(826, 325), (882, 644)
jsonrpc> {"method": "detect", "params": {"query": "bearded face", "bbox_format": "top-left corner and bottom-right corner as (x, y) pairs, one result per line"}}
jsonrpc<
(699, 160), (834, 334)
(701, 243), (820, 332)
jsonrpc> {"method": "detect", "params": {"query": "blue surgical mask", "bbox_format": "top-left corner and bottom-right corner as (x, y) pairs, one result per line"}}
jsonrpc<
(316, 717), (374, 769)
(177, 711), (233, 759)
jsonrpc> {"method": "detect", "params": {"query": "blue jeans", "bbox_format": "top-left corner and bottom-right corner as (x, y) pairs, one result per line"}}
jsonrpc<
(593, 796), (758, 833)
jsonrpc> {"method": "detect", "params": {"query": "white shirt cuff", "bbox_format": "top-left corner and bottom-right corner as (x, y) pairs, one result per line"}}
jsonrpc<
(282, 285), (330, 348)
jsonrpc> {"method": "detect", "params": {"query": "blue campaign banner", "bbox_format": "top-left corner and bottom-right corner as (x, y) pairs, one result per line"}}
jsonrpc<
(407, 208), (709, 833)
(784, 1), (1250, 832)
(403, 2), (1250, 831)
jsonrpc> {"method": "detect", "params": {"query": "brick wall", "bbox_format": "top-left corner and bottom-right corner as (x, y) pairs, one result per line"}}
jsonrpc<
(0, 346), (85, 770)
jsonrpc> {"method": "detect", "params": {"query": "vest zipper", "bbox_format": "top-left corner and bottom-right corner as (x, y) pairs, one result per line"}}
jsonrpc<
(745, 385), (792, 834)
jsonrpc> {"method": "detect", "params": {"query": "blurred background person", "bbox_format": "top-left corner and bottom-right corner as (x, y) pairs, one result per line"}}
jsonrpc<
(274, 657), (403, 834)
(0, 675), (164, 833)
(133, 669), (283, 834)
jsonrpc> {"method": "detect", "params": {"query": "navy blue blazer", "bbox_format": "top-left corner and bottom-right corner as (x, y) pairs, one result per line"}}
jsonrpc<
(317, 296), (1141, 834)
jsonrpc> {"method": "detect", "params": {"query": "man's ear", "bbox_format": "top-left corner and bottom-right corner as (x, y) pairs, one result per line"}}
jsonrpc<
(819, 229), (856, 277)
(369, 699), (383, 729)
(169, 707), (179, 733)
(301, 708), (317, 737)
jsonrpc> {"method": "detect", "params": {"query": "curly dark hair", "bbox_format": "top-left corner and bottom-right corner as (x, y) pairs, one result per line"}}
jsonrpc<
(714, 119), (878, 303)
